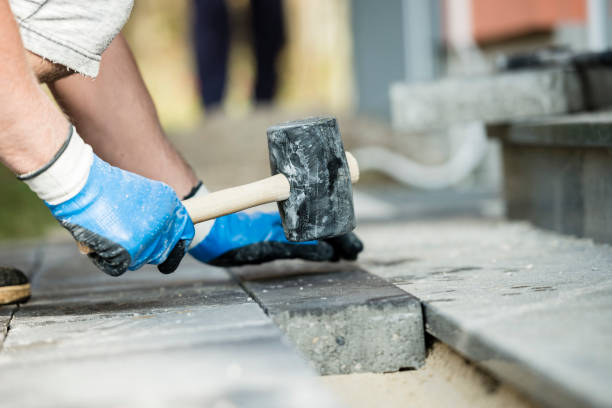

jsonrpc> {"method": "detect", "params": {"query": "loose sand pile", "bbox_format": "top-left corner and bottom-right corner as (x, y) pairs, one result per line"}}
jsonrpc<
(321, 342), (538, 408)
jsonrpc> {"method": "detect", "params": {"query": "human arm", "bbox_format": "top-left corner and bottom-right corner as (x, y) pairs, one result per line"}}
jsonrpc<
(0, 0), (68, 175)
(47, 34), (198, 198)
(0, 1), (193, 275)
(34, 29), (363, 266)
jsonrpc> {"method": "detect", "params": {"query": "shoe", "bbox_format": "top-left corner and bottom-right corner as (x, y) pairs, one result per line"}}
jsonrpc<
(0, 267), (30, 305)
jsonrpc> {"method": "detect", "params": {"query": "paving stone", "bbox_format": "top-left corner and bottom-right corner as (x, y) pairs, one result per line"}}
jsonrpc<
(232, 262), (425, 375)
(358, 217), (612, 408)
(0, 336), (341, 408)
(0, 243), (342, 407)
(390, 68), (583, 131)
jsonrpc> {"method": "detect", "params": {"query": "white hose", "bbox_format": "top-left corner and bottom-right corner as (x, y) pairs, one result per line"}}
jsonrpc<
(353, 122), (488, 190)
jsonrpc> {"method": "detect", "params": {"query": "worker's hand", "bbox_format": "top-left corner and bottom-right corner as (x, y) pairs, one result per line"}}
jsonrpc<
(20, 127), (194, 276)
(188, 211), (363, 267)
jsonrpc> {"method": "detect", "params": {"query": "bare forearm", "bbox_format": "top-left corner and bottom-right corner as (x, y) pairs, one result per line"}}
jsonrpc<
(48, 34), (198, 197)
(0, 0), (68, 175)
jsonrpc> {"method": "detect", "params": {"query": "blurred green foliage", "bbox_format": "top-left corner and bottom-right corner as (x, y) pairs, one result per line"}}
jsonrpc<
(0, 166), (56, 240)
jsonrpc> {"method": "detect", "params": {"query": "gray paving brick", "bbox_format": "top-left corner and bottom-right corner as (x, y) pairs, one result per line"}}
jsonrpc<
(0, 336), (341, 408)
(0, 243), (342, 407)
(232, 262), (425, 375)
(390, 68), (583, 131)
(358, 217), (612, 408)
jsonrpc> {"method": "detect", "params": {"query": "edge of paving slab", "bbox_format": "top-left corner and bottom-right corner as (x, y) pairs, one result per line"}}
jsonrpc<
(424, 306), (577, 408)
(355, 218), (612, 408)
(230, 261), (426, 375)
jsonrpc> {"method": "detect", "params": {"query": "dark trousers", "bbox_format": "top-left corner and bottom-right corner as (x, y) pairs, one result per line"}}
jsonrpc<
(192, 0), (285, 109)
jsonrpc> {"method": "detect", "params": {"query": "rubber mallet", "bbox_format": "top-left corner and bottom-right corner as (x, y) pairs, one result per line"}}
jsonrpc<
(183, 116), (358, 241)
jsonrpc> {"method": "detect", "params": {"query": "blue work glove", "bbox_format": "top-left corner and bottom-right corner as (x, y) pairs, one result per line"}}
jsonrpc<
(188, 211), (363, 267)
(19, 127), (194, 276)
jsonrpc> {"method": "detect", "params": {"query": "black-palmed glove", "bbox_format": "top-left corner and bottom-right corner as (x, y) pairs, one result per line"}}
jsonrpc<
(188, 211), (363, 267)
(20, 126), (194, 276)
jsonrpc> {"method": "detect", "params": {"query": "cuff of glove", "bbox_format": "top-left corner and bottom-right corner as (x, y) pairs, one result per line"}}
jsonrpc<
(184, 182), (215, 249)
(17, 126), (94, 205)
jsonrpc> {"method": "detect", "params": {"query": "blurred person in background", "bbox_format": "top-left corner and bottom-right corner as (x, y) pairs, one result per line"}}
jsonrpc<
(192, 0), (285, 110)
(0, 0), (361, 301)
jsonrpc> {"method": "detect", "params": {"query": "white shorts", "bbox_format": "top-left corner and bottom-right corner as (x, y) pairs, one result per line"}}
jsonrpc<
(9, 0), (134, 77)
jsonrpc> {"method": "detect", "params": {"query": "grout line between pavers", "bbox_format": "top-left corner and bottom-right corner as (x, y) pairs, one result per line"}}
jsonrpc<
(227, 269), (271, 317)
(0, 304), (20, 354)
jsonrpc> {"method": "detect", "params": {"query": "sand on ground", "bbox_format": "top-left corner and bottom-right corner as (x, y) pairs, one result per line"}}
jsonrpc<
(321, 342), (538, 408)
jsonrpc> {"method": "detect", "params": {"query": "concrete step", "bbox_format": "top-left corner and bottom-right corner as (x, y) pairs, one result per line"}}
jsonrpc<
(490, 111), (612, 245)
(357, 213), (612, 408)
(0, 243), (342, 408)
(390, 67), (612, 132)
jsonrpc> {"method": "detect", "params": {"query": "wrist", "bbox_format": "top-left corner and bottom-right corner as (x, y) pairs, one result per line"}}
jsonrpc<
(0, 85), (70, 174)
(18, 126), (94, 205)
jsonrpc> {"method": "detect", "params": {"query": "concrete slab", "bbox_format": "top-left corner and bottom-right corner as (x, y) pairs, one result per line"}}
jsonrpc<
(232, 262), (425, 375)
(0, 336), (340, 408)
(390, 68), (582, 132)
(0, 243), (342, 407)
(358, 217), (612, 408)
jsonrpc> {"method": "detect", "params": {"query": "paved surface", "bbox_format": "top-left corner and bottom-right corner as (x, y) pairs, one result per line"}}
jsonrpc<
(232, 263), (425, 374)
(2, 187), (610, 408)
(357, 214), (612, 408)
(0, 243), (341, 408)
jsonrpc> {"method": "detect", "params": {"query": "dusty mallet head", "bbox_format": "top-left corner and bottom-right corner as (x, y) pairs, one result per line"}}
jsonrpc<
(267, 116), (356, 242)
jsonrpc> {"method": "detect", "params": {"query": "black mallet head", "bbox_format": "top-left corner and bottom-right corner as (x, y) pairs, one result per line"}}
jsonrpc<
(267, 117), (356, 242)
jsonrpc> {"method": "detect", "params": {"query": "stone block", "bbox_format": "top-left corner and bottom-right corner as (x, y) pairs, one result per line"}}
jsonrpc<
(232, 262), (425, 375)
(390, 68), (582, 132)
(358, 217), (612, 408)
